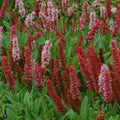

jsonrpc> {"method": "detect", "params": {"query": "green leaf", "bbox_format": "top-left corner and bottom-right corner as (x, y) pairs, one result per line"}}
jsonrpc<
(3, 21), (10, 31)
(6, 108), (18, 120)
(80, 96), (89, 120)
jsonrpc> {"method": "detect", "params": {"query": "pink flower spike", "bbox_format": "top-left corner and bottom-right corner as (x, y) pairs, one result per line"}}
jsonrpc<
(41, 39), (52, 67)
(25, 11), (36, 27)
(109, 18), (113, 30)
(82, 1), (89, 11)
(10, 25), (20, 62)
(89, 9), (96, 29)
(15, 0), (26, 18)
(92, 0), (100, 9)
(100, 5), (106, 19)
(33, 63), (44, 90)
(98, 64), (113, 102)
(78, 11), (86, 31)
(12, 37), (20, 61)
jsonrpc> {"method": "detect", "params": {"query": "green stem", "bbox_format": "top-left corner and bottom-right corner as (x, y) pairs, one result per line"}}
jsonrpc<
(98, 28), (102, 48)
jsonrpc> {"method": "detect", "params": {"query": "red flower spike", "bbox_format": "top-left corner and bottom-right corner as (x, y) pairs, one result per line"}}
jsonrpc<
(66, 65), (81, 100)
(51, 60), (63, 95)
(105, 0), (112, 18)
(0, 0), (9, 21)
(96, 110), (105, 120)
(77, 47), (97, 93)
(33, 63), (43, 91)
(2, 56), (15, 89)
(46, 79), (66, 114)
(101, 21), (109, 35)
(110, 40), (120, 101)
(24, 45), (33, 90)
(34, 0), (40, 16)
(86, 20), (102, 43)
(111, 9), (120, 37)
(87, 45), (101, 92)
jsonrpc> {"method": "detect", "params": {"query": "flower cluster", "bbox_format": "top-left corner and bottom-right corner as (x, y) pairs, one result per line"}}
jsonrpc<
(33, 63), (43, 90)
(52, 7), (58, 23)
(24, 45), (33, 90)
(34, 0), (40, 16)
(109, 18), (113, 30)
(96, 110), (105, 120)
(25, 11), (36, 27)
(89, 9), (96, 29)
(78, 11), (86, 31)
(92, 0), (100, 9)
(101, 21), (109, 35)
(111, 8), (120, 37)
(41, 39), (52, 67)
(2, 56), (15, 89)
(15, 0), (26, 18)
(100, 4), (106, 19)
(105, 0), (112, 18)
(110, 40), (120, 101)
(87, 45), (101, 91)
(82, 1), (89, 11)
(86, 20), (102, 43)
(46, 79), (66, 114)
(12, 37), (20, 61)
(10, 25), (20, 62)
(67, 65), (81, 100)
(39, 0), (58, 32)
(61, 0), (69, 13)
(77, 47), (97, 93)
(110, 40), (120, 77)
(32, 22), (40, 31)
(39, 11), (52, 32)
(66, 3), (78, 17)
(98, 65), (113, 102)
(9, 26), (21, 74)
(0, 0), (9, 20)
